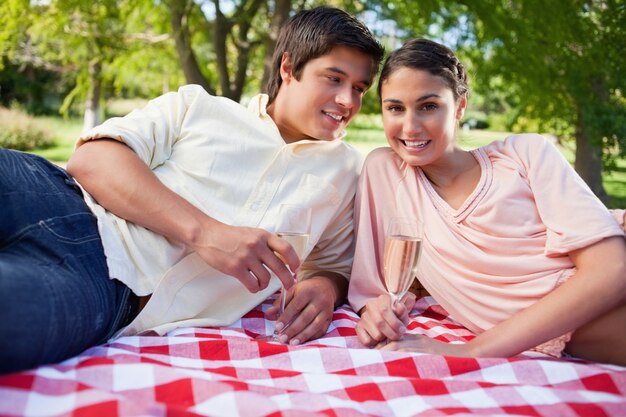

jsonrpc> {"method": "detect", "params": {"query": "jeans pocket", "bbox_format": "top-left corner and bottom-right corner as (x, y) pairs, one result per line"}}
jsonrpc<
(38, 213), (101, 244)
(0, 212), (101, 258)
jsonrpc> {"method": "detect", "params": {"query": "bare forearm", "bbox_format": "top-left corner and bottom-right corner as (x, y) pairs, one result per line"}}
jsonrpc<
(67, 139), (216, 247)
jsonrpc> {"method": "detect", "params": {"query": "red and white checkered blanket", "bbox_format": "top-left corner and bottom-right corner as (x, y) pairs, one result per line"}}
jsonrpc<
(1, 296), (625, 417)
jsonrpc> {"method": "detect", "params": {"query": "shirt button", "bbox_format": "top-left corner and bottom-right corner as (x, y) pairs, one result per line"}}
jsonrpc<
(250, 203), (260, 211)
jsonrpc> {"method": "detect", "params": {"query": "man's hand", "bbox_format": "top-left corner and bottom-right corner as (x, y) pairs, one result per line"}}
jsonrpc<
(191, 223), (301, 293)
(355, 293), (416, 347)
(265, 273), (347, 344)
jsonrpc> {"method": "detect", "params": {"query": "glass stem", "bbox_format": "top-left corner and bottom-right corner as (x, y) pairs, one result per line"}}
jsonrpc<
(279, 285), (286, 315)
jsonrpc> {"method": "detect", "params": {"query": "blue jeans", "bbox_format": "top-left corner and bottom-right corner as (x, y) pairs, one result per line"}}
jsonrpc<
(0, 149), (138, 374)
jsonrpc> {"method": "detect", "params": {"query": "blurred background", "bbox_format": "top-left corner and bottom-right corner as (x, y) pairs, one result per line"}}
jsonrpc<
(1, 0), (624, 206)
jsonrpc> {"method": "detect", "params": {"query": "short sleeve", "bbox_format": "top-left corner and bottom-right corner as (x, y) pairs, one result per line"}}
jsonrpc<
(506, 134), (623, 255)
(78, 85), (204, 169)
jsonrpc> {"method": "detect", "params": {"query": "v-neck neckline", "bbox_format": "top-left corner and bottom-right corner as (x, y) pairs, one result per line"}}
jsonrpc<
(416, 148), (492, 223)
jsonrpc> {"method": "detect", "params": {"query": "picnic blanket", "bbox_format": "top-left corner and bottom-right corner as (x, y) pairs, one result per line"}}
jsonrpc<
(1, 295), (625, 417)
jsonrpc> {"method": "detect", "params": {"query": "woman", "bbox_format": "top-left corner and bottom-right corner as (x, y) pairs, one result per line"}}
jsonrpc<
(348, 38), (626, 365)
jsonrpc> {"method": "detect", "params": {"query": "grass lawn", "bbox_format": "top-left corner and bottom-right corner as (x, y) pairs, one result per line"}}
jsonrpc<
(16, 111), (626, 209)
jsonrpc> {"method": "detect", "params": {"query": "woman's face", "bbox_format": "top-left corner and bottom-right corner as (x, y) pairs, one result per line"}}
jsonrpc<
(380, 67), (466, 167)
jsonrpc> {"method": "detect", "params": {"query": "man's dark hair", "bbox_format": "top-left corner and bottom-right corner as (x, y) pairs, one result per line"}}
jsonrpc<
(265, 7), (384, 103)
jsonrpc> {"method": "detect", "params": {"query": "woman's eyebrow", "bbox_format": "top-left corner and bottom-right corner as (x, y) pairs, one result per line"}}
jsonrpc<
(382, 94), (440, 104)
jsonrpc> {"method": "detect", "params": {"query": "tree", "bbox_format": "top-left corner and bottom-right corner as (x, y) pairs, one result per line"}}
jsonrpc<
(163, 0), (379, 102)
(0, 0), (183, 128)
(467, 0), (625, 202)
(260, 0), (291, 91)
(374, 0), (626, 203)
(0, 0), (68, 113)
(164, 0), (291, 102)
(28, 1), (131, 130)
(167, 0), (216, 94)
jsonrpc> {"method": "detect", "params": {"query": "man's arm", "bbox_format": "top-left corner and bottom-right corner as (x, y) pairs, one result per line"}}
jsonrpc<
(67, 139), (299, 292)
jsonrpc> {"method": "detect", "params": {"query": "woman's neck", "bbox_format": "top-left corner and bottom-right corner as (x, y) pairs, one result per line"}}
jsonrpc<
(420, 148), (475, 187)
(420, 149), (481, 210)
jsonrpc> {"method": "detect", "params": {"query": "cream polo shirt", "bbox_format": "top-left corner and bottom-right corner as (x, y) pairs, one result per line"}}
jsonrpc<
(349, 134), (624, 334)
(77, 84), (363, 336)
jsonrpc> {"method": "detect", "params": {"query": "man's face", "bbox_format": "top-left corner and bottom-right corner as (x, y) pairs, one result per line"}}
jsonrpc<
(271, 46), (374, 143)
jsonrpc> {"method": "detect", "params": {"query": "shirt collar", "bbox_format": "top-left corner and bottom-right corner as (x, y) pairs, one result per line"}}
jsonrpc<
(247, 93), (347, 143)
(248, 94), (272, 121)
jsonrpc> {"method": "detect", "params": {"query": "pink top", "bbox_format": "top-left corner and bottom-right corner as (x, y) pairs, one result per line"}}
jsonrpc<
(348, 134), (625, 334)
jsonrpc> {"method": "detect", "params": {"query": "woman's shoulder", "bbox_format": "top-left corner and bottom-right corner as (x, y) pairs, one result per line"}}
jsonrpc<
(482, 133), (563, 165)
(482, 133), (551, 151)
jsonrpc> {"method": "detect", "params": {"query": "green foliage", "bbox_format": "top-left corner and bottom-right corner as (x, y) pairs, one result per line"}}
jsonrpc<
(0, 0), (31, 66)
(0, 106), (54, 150)
(0, 0), (187, 119)
(0, 57), (68, 114)
(374, 0), (625, 198)
(349, 113), (384, 130)
(464, 1), (626, 158)
(360, 89), (382, 115)
(0, 128), (53, 151)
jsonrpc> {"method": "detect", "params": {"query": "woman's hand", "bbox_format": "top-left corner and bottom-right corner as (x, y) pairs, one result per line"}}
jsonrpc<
(355, 293), (416, 347)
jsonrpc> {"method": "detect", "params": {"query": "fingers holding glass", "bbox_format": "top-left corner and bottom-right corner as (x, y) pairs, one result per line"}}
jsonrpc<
(258, 204), (312, 342)
(382, 217), (423, 341)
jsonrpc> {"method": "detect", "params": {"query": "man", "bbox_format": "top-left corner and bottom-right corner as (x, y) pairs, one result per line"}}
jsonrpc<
(0, 6), (384, 373)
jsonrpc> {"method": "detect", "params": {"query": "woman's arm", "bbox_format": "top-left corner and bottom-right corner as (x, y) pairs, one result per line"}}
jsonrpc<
(67, 139), (299, 293)
(383, 236), (626, 358)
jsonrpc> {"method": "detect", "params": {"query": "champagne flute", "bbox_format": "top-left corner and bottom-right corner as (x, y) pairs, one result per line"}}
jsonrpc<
(383, 218), (423, 312)
(259, 204), (311, 341)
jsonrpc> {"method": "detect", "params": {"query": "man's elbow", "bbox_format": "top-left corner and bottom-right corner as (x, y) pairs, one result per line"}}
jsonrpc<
(66, 139), (123, 181)
(66, 144), (91, 180)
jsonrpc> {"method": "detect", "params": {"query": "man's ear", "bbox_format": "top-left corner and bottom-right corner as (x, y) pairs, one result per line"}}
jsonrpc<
(280, 52), (293, 83)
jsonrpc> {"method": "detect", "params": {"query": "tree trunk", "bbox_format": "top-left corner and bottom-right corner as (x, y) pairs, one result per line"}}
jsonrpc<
(231, 0), (265, 101)
(574, 108), (609, 203)
(169, 0), (215, 94)
(23, 64), (35, 111)
(261, 0), (292, 92)
(83, 61), (102, 132)
(214, 0), (264, 102)
(213, 0), (232, 98)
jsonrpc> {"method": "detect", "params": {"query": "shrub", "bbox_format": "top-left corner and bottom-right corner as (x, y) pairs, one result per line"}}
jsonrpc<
(0, 106), (54, 150)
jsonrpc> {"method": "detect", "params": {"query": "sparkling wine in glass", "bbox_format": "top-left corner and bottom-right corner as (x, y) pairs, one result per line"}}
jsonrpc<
(383, 218), (423, 309)
(259, 204), (311, 341)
